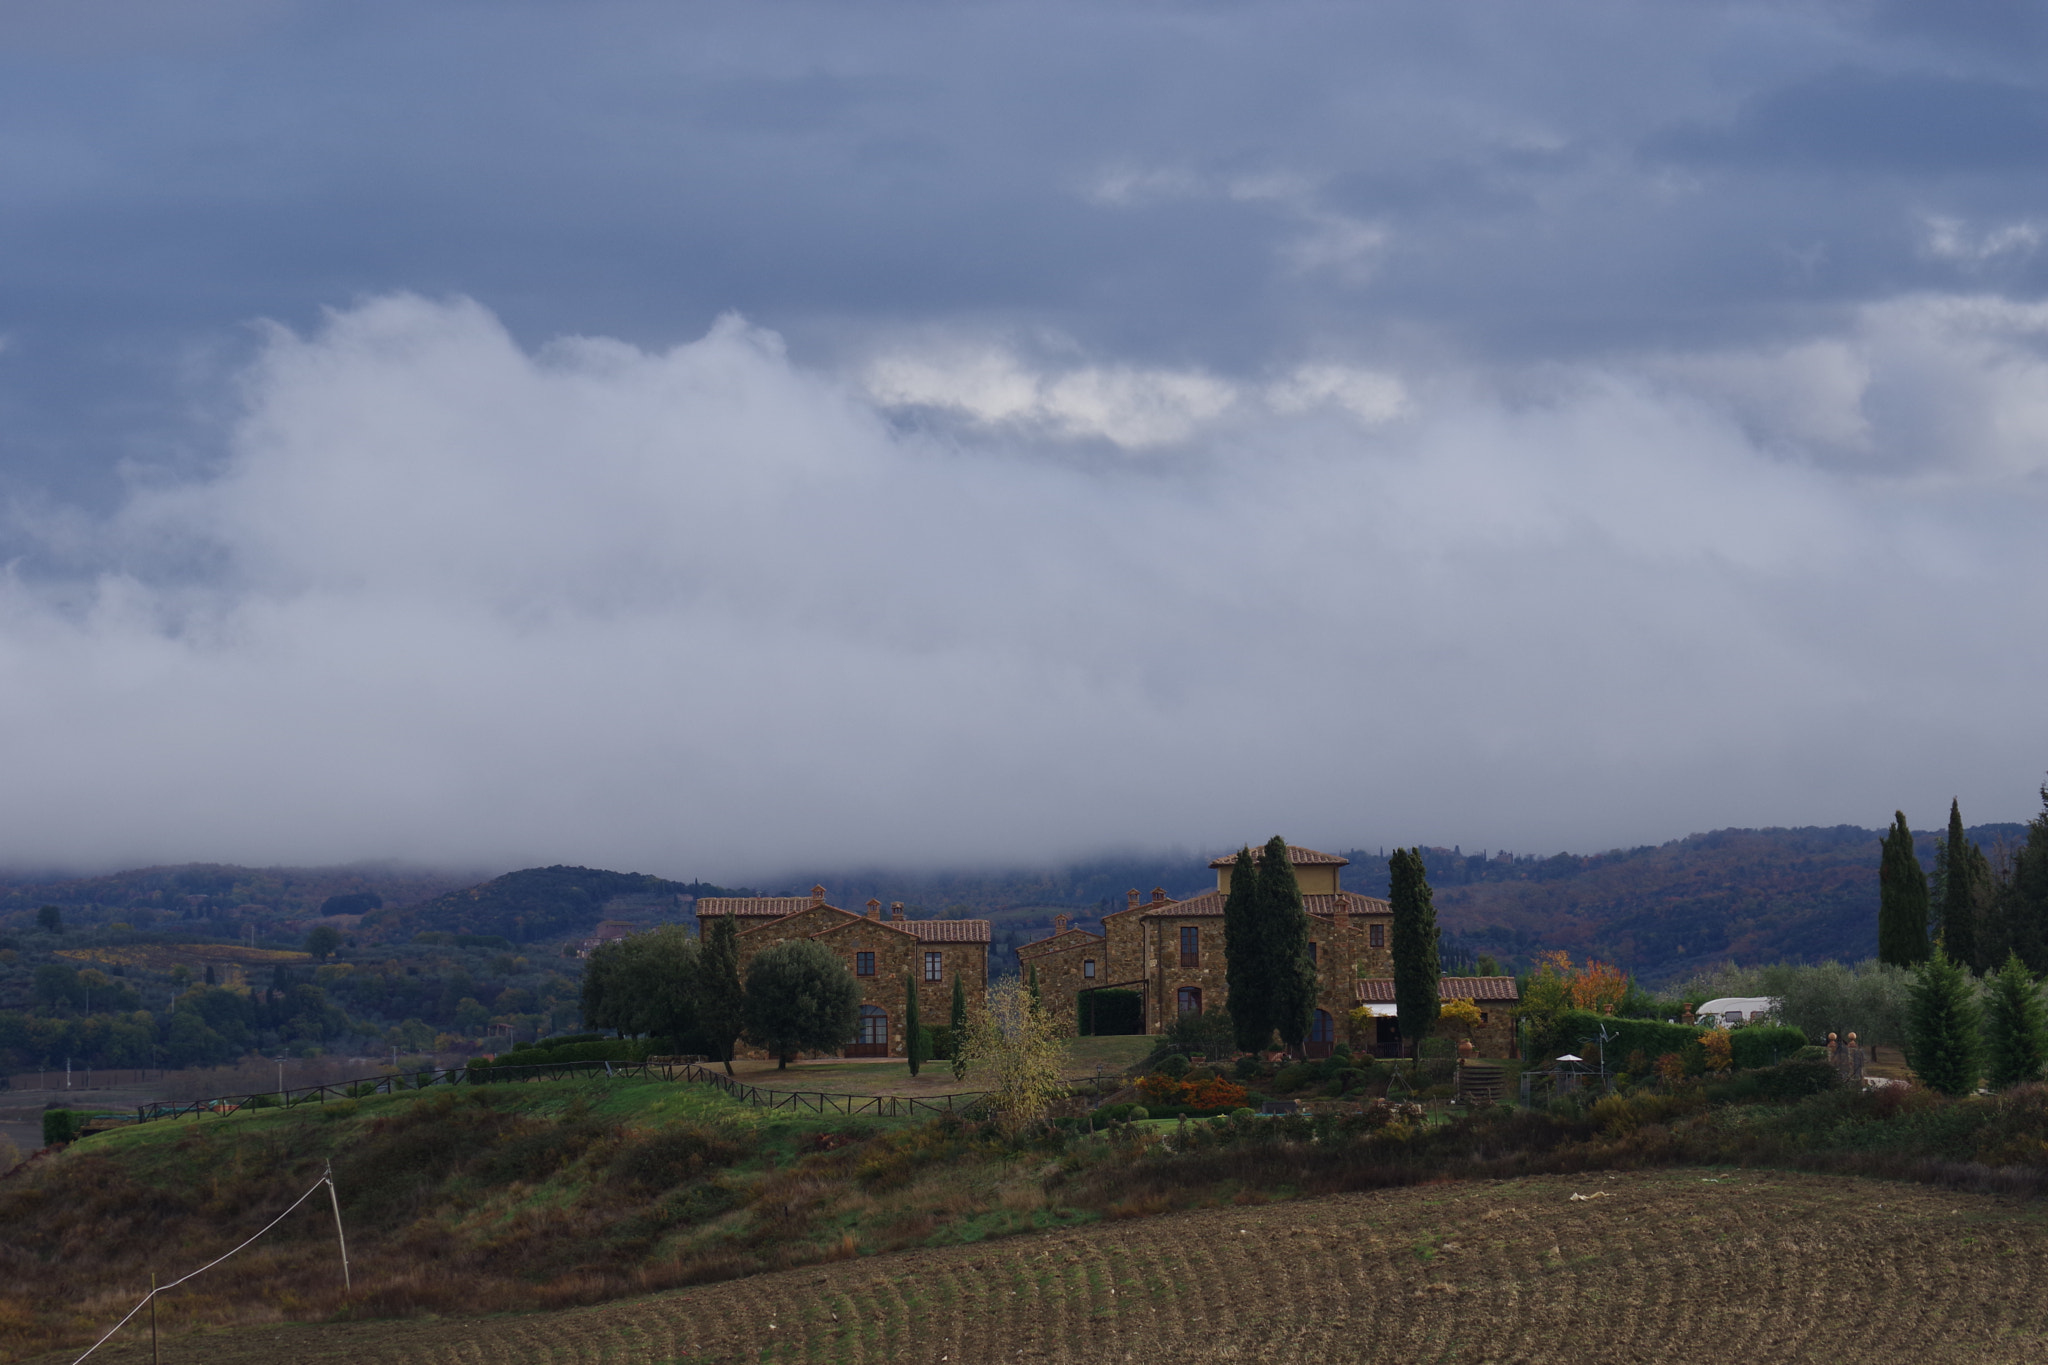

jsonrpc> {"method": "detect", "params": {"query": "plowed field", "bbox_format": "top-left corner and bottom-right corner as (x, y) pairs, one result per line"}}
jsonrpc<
(32, 1169), (2048, 1364)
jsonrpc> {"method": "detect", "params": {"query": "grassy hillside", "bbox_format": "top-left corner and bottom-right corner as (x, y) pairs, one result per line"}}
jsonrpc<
(14, 1059), (2048, 1360)
(22, 1170), (2048, 1364)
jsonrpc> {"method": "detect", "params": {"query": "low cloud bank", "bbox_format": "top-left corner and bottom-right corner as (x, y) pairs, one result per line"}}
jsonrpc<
(1, 293), (2043, 879)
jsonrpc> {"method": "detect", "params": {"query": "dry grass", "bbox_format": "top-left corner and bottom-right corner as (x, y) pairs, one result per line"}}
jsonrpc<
(21, 1169), (2048, 1363)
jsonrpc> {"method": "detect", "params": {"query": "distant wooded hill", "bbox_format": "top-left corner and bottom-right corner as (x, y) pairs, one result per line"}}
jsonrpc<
(358, 866), (754, 945)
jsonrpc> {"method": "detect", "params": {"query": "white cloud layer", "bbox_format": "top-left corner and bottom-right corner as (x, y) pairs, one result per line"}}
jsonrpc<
(1, 292), (2045, 880)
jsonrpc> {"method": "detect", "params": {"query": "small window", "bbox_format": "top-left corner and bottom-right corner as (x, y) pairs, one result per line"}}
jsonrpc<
(1480, 1012), (1490, 1025)
(856, 951), (875, 977)
(1179, 925), (1200, 968)
(1308, 941), (1319, 965)
(1083, 958), (1096, 979)
(924, 951), (943, 982)
(1177, 986), (1202, 1016)
(1369, 923), (1385, 948)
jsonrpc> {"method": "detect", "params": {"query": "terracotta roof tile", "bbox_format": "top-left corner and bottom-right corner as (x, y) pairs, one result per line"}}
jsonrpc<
(1139, 891), (1390, 918)
(901, 920), (991, 943)
(1207, 845), (1349, 869)
(697, 897), (820, 918)
(1354, 976), (1519, 1004)
(1018, 927), (1106, 954)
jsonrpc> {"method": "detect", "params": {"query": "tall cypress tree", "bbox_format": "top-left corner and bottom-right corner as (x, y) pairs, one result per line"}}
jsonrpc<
(905, 972), (926, 1076)
(1983, 950), (2048, 1090)
(699, 913), (746, 1075)
(1906, 948), (1982, 1096)
(1878, 811), (1931, 968)
(950, 973), (967, 1033)
(1389, 848), (1441, 1064)
(1258, 836), (1318, 1052)
(1939, 799), (1983, 973)
(2005, 782), (2048, 975)
(1222, 847), (1269, 1053)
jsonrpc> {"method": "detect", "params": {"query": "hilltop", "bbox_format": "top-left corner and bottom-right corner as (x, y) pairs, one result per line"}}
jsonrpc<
(358, 866), (753, 946)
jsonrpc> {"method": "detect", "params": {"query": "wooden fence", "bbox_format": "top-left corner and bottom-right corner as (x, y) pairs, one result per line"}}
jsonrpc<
(121, 1058), (987, 1127)
(675, 1063), (986, 1118)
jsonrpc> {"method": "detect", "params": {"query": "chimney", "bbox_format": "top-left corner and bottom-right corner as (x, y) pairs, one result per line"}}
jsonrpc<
(866, 898), (882, 921)
(1150, 887), (1166, 905)
(1054, 913), (1069, 934)
(811, 884), (827, 906)
(1127, 888), (1140, 908)
(890, 901), (904, 922)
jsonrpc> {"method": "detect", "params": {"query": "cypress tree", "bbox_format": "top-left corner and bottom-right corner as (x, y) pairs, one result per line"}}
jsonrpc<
(1384, 855), (1449, 1064)
(1939, 799), (1982, 973)
(2006, 782), (2048, 975)
(1258, 836), (1318, 1053)
(699, 914), (746, 1076)
(905, 972), (926, 1077)
(1877, 811), (1931, 967)
(1389, 848), (1441, 1065)
(1027, 963), (1041, 1009)
(950, 973), (967, 1033)
(1983, 951), (2048, 1091)
(1906, 949), (1981, 1096)
(1223, 847), (1268, 1053)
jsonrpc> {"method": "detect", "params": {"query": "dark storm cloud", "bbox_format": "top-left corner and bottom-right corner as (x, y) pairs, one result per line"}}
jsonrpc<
(0, 2), (2044, 878)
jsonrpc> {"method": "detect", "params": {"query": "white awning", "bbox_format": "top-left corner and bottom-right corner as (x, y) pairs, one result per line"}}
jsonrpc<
(1355, 1003), (1398, 1017)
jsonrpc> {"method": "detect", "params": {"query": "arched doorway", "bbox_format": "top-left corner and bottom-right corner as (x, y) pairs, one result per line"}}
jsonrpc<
(1306, 1008), (1335, 1059)
(848, 1004), (890, 1057)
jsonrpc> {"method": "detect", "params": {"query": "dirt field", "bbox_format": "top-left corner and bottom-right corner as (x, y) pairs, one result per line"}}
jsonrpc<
(29, 1168), (2048, 1364)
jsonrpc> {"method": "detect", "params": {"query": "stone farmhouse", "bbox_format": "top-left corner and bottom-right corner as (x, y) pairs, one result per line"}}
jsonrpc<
(696, 887), (990, 1060)
(1017, 845), (1518, 1058)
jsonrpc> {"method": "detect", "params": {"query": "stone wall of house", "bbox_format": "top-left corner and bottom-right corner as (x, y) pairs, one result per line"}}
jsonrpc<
(1018, 926), (1114, 1030)
(726, 907), (989, 1060)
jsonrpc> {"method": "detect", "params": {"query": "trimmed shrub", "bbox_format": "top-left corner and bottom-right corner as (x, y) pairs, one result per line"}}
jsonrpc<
(1077, 988), (1145, 1036)
(41, 1109), (79, 1147)
(1729, 1024), (1807, 1070)
(1156, 1053), (1191, 1079)
(927, 1025), (955, 1061)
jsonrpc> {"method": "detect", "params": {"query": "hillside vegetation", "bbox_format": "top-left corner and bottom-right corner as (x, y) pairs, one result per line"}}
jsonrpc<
(15, 1060), (2048, 1360)
(22, 1170), (2048, 1364)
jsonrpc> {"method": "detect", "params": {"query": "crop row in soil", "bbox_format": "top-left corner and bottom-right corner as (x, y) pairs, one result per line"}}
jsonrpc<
(27, 1168), (2048, 1364)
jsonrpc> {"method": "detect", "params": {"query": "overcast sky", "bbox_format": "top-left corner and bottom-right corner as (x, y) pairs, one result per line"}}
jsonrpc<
(1, 1), (2046, 880)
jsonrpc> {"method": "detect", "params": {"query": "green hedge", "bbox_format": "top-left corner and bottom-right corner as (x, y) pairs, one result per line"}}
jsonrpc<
(487, 1038), (654, 1069)
(1077, 988), (1144, 1036)
(42, 1109), (79, 1146)
(1728, 1025), (1806, 1070)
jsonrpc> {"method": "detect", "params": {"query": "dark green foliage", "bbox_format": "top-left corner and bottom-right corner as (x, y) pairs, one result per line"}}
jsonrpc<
(1144, 1005), (1235, 1067)
(1727, 1024), (1809, 1070)
(1388, 848), (1441, 1059)
(1027, 963), (1040, 1007)
(698, 914), (745, 1073)
(741, 939), (862, 1068)
(1989, 783), (2048, 975)
(363, 865), (746, 945)
(35, 905), (61, 933)
(1077, 987), (1143, 1036)
(488, 1038), (653, 1068)
(950, 974), (967, 1033)
(304, 925), (342, 959)
(1534, 1010), (1700, 1070)
(1155, 1053), (1191, 1079)
(1258, 837), (1318, 1052)
(1221, 847), (1267, 1052)
(579, 925), (699, 1043)
(927, 1025), (955, 1061)
(1983, 951), (2048, 1091)
(1906, 950), (1982, 1097)
(319, 891), (384, 916)
(905, 973), (925, 1077)
(1937, 799), (1986, 972)
(41, 1109), (78, 1146)
(1878, 811), (1931, 967)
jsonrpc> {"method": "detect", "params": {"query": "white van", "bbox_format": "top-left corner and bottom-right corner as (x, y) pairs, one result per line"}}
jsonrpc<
(1694, 996), (1778, 1028)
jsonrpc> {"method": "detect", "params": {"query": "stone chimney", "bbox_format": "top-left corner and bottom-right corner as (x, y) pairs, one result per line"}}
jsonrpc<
(890, 901), (904, 922)
(865, 898), (882, 921)
(1054, 913), (1069, 934)
(1127, 888), (1140, 908)
(811, 884), (827, 906)
(1150, 887), (1166, 905)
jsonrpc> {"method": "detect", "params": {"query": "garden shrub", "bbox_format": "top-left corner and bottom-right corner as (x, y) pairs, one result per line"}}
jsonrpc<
(41, 1109), (78, 1147)
(1155, 1053), (1191, 1080)
(1729, 1024), (1808, 1070)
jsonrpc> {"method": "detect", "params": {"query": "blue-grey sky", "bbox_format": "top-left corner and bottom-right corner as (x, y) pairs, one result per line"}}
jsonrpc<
(1, 1), (2046, 878)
